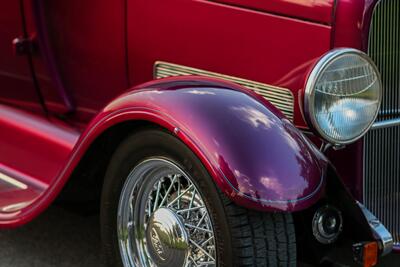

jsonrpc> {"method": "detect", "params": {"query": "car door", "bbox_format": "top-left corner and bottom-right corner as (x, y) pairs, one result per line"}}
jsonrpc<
(0, 0), (42, 112)
(0, 0), (50, 214)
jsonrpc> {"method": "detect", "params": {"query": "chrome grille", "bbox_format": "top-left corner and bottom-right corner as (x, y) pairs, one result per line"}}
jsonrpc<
(364, 0), (400, 246)
(369, 0), (400, 121)
(364, 126), (400, 245)
(154, 61), (295, 121)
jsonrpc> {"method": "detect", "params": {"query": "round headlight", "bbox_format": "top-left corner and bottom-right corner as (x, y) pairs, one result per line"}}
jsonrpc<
(304, 48), (382, 145)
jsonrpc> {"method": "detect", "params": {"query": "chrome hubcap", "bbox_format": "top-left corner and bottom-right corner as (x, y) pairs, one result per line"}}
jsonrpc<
(117, 158), (216, 267)
(146, 208), (189, 267)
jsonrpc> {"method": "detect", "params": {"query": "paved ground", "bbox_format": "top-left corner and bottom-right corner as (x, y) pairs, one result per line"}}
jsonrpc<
(0, 205), (398, 267)
(0, 206), (105, 267)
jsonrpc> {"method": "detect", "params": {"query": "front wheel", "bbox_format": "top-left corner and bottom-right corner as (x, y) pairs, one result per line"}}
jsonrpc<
(101, 129), (297, 267)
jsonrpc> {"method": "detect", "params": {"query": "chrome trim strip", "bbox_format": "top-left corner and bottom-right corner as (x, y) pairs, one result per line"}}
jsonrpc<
(371, 118), (400, 130)
(154, 61), (295, 121)
(0, 172), (28, 190)
(357, 202), (394, 256)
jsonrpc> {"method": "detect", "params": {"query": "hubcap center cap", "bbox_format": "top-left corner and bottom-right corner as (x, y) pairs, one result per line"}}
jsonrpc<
(146, 207), (189, 267)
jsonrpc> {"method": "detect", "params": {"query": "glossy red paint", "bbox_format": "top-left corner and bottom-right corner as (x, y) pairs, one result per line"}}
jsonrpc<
(23, 0), (128, 123)
(331, 0), (400, 253)
(0, 77), (328, 227)
(21, 0), (75, 114)
(0, 2), (394, 258)
(0, 1), (40, 113)
(327, 141), (364, 200)
(211, 0), (335, 24)
(128, 0), (333, 128)
(327, 0), (378, 201)
(0, 104), (78, 185)
(103, 77), (328, 211)
(332, 0), (377, 50)
(0, 103), (79, 224)
(295, 0), (377, 201)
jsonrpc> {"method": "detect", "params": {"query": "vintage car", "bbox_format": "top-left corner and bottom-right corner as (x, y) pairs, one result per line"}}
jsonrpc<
(0, 0), (398, 266)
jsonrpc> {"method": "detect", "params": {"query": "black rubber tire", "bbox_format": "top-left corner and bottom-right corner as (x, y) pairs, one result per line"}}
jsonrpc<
(100, 128), (297, 267)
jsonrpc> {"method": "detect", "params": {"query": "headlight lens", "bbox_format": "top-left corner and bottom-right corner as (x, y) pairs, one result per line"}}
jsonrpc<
(305, 49), (382, 145)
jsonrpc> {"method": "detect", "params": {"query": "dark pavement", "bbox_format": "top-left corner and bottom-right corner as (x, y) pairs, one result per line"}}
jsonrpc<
(0, 206), (105, 267)
(0, 206), (398, 267)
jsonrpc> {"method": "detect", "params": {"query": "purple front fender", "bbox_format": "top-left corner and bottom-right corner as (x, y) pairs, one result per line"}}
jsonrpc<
(94, 76), (328, 212)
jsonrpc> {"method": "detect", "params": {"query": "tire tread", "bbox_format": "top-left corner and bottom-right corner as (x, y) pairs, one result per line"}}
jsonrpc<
(222, 193), (296, 267)
(101, 129), (297, 267)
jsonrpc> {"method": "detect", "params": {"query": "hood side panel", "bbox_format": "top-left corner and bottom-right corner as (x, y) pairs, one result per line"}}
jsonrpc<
(209, 0), (335, 24)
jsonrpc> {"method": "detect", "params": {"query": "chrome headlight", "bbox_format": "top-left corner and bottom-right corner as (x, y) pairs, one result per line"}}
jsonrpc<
(304, 48), (382, 145)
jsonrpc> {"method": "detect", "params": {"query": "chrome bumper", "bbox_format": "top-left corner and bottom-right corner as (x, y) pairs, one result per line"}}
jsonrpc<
(357, 201), (394, 256)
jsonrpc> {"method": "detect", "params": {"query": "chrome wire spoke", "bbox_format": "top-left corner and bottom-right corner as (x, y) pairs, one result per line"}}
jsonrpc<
(158, 174), (179, 208)
(118, 158), (216, 267)
(189, 239), (216, 262)
(200, 236), (214, 248)
(146, 199), (152, 217)
(187, 189), (197, 219)
(198, 261), (216, 266)
(193, 212), (207, 234)
(165, 179), (215, 266)
(189, 256), (200, 267)
(185, 223), (213, 233)
(153, 180), (162, 212)
(176, 206), (205, 214)
(167, 184), (195, 208)
(177, 179), (181, 209)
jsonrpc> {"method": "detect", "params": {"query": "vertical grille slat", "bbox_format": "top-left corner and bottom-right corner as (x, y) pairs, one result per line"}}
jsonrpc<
(365, 126), (400, 245)
(364, 0), (400, 246)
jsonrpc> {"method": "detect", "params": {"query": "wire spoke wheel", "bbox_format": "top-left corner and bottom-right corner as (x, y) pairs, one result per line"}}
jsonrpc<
(103, 130), (296, 267)
(117, 158), (216, 267)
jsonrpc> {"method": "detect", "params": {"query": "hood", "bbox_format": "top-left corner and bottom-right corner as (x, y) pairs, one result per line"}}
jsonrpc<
(212, 0), (335, 25)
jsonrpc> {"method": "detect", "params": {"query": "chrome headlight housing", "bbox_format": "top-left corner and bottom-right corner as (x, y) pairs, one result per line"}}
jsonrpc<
(304, 48), (382, 145)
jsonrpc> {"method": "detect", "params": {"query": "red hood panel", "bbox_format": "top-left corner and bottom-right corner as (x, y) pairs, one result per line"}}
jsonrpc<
(211, 0), (335, 24)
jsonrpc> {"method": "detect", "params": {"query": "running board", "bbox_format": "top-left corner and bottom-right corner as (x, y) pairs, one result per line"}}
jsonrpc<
(0, 104), (80, 220)
(0, 172), (28, 190)
(0, 164), (46, 215)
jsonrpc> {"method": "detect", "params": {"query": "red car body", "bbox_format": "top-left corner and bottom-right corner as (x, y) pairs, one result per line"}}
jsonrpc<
(0, 0), (398, 265)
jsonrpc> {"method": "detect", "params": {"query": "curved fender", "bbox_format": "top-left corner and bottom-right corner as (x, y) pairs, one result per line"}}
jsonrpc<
(0, 76), (328, 227)
(78, 76), (327, 212)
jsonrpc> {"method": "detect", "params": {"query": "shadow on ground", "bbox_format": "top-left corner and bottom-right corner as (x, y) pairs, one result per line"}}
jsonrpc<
(0, 206), (105, 267)
(0, 205), (398, 267)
